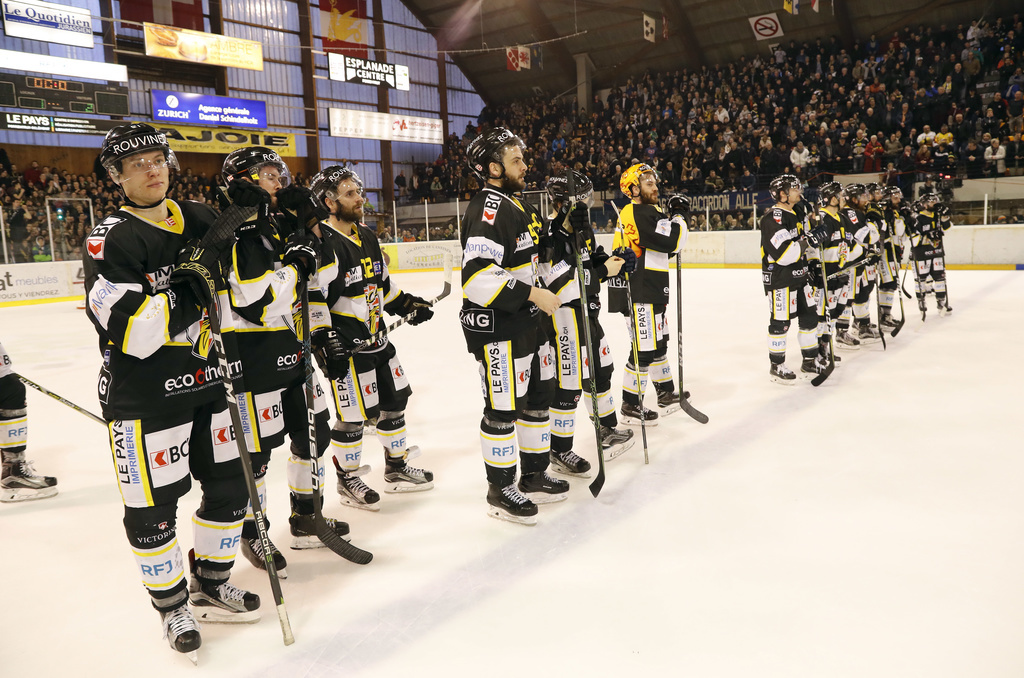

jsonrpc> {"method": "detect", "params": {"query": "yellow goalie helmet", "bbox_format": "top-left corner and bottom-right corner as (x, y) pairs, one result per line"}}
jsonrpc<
(619, 162), (656, 198)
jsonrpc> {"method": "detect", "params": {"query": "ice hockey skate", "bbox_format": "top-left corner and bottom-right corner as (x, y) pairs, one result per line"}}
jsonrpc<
(289, 511), (351, 549)
(239, 531), (288, 578)
(600, 426), (635, 460)
(620, 401), (659, 427)
(549, 449), (592, 478)
(879, 312), (898, 331)
(938, 300), (952, 316)
(800, 356), (828, 379)
(835, 328), (861, 350)
(0, 454), (57, 502)
(770, 362), (797, 384)
(333, 457), (381, 511)
(654, 386), (684, 416)
(188, 563), (260, 624)
(852, 320), (882, 343)
(486, 483), (538, 525)
(517, 471), (569, 504)
(382, 446), (434, 493)
(159, 603), (201, 665)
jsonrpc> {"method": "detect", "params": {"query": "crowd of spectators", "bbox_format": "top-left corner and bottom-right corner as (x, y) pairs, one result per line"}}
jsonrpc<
(5, 14), (1024, 256)
(407, 14), (1024, 213)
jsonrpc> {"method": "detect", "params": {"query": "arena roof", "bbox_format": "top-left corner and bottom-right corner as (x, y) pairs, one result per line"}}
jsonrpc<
(400, 0), (1006, 104)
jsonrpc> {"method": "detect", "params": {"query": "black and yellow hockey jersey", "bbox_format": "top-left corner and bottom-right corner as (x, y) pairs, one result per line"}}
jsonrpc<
(82, 200), (222, 419)
(607, 202), (684, 312)
(313, 222), (408, 353)
(759, 205), (809, 293)
(225, 216), (335, 392)
(459, 186), (545, 351)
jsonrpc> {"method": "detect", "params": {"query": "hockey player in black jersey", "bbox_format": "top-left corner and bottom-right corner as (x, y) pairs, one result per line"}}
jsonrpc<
(460, 127), (565, 525)
(307, 165), (436, 513)
(909, 192), (952, 317)
(218, 147), (348, 578)
(876, 185), (907, 331)
(759, 174), (824, 383)
(843, 183), (883, 343)
(608, 163), (687, 422)
(541, 171), (634, 472)
(0, 342), (58, 502)
(815, 182), (865, 365)
(83, 124), (258, 660)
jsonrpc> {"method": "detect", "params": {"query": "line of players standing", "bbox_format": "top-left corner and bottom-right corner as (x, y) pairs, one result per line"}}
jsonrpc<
(74, 123), (437, 659)
(459, 128), (695, 525)
(760, 174), (953, 383)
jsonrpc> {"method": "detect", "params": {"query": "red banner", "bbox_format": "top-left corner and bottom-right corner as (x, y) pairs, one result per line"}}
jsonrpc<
(118, 0), (203, 32)
(320, 0), (368, 58)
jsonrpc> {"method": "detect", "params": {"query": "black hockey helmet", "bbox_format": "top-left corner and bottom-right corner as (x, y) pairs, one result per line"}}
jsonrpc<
(843, 182), (868, 203)
(98, 123), (178, 184)
(884, 186), (903, 201)
(818, 181), (843, 206)
(466, 127), (526, 180)
(768, 174), (801, 203)
(222, 146), (291, 188)
(919, 191), (940, 204)
(310, 165), (363, 206)
(546, 170), (593, 206)
(866, 182), (883, 200)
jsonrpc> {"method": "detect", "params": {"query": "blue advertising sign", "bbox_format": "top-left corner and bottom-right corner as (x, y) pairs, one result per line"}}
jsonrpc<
(150, 89), (267, 130)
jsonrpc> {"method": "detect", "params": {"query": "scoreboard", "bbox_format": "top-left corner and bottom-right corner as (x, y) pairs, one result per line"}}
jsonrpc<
(0, 75), (129, 116)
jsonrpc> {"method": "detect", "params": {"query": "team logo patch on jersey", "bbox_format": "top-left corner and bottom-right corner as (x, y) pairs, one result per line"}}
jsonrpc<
(86, 237), (105, 259)
(515, 232), (532, 252)
(145, 265), (174, 292)
(655, 218), (673, 236)
(460, 308), (495, 333)
(213, 426), (234, 445)
(482, 194), (502, 225)
(344, 266), (363, 286)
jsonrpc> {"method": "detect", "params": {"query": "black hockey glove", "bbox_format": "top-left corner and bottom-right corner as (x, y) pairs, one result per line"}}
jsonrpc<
(805, 222), (828, 248)
(550, 203), (572, 239)
(282, 230), (321, 280)
(165, 283), (204, 337)
(668, 194), (691, 218)
(227, 178), (272, 208)
(392, 293), (434, 325)
(927, 228), (943, 241)
(568, 203), (590, 233)
(277, 185), (329, 233)
(612, 247), (637, 275)
(169, 239), (222, 309)
(936, 203), (950, 217)
(310, 328), (350, 381)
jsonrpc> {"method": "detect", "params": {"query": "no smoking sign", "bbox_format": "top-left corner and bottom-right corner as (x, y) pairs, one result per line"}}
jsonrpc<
(749, 12), (784, 41)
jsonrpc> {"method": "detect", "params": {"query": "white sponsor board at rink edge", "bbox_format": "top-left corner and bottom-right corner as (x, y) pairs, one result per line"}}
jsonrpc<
(1, 0), (94, 48)
(0, 261), (80, 305)
(394, 241), (461, 271)
(328, 107), (443, 145)
(0, 48), (128, 82)
(327, 52), (410, 90)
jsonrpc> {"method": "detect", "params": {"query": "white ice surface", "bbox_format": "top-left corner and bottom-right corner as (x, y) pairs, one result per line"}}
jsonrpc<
(2, 268), (1023, 677)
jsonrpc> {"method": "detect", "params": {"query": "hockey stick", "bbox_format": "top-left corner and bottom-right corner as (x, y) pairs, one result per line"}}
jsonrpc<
(202, 201), (294, 646)
(294, 211), (373, 565)
(346, 251), (454, 356)
(888, 239), (907, 337)
(811, 256), (836, 387)
(609, 201), (648, 463)
(622, 272), (649, 464)
(674, 250), (709, 424)
(873, 249), (887, 351)
(17, 374), (104, 424)
(907, 238), (926, 322)
(564, 170), (605, 497)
